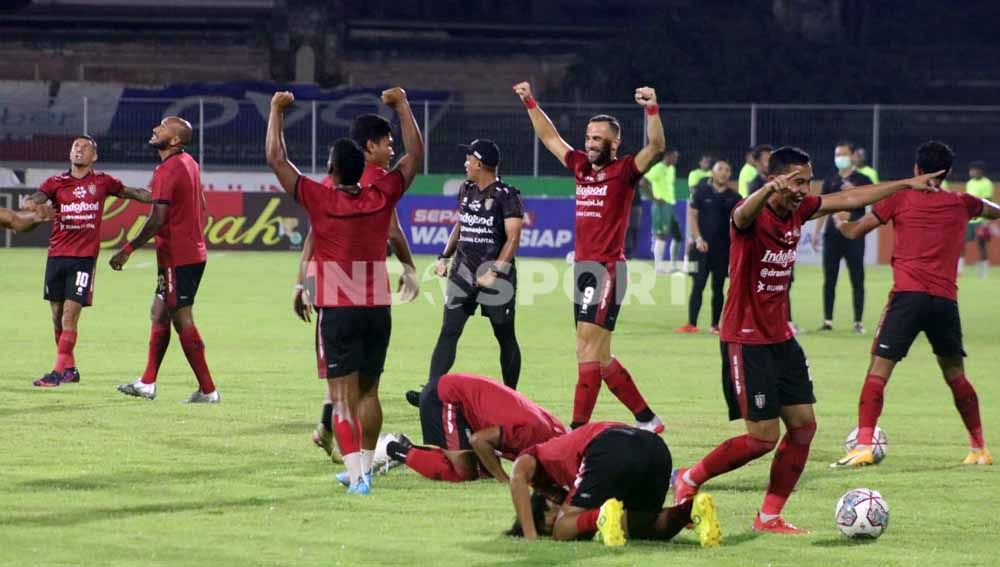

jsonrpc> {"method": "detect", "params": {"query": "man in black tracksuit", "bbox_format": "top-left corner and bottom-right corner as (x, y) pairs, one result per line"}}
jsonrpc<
(813, 140), (872, 333)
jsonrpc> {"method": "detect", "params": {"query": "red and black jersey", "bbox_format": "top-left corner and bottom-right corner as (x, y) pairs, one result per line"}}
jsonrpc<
(520, 421), (623, 497)
(565, 150), (642, 263)
(40, 170), (124, 258)
(151, 152), (207, 268)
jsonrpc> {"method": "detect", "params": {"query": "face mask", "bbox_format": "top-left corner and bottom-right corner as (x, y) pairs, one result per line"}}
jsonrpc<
(835, 156), (852, 170)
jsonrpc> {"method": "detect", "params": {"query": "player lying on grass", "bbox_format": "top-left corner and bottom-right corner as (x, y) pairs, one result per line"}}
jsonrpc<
(0, 205), (53, 232)
(831, 140), (1000, 468)
(386, 373), (565, 482)
(507, 422), (722, 547)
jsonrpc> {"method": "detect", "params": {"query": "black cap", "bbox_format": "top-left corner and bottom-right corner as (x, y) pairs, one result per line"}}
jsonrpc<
(460, 139), (501, 167)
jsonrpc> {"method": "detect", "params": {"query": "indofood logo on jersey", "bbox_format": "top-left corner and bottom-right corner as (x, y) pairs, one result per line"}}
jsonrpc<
(761, 249), (796, 267)
(61, 201), (100, 213)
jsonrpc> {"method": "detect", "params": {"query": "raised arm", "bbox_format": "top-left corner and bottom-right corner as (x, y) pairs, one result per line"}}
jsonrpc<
(632, 87), (666, 174)
(469, 426), (508, 483)
(512, 82), (572, 167)
(835, 211), (882, 240)
(732, 169), (800, 230)
(382, 88), (424, 189)
(120, 186), (153, 204)
(509, 454), (539, 539)
(266, 91), (304, 194)
(810, 170), (944, 219)
(109, 202), (168, 271)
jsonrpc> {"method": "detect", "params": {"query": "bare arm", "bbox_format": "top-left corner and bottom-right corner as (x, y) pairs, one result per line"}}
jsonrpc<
(836, 211), (882, 240)
(469, 427), (508, 483)
(732, 171), (800, 230)
(382, 88), (424, 189)
(120, 186), (153, 204)
(109, 203), (168, 270)
(495, 217), (523, 268)
(981, 198), (1000, 220)
(293, 229), (315, 322)
(812, 214), (828, 250)
(265, 91), (303, 194)
(633, 87), (666, 174)
(512, 82), (572, 167)
(810, 171), (943, 219)
(509, 455), (539, 539)
(21, 191), (50, 210)
(388, 209), (415, 269)
(435, 223), (461, 278)
(1, 207), (52, 233)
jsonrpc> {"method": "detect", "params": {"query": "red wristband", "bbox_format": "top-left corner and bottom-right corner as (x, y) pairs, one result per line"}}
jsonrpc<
(523, 97), (537, 110)
(123, 243), (135, 255)
(645, 104), (660, 116)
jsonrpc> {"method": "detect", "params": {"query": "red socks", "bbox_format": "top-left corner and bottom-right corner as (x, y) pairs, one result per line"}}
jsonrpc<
(575, 509), (600, 535)
(857, 374), (886, 445)
(948, 374), (985, 449)
(572, 361), (602, 427)
(141, 323), (171, 384)
(761, 422), (816, 516)
(602, 358), (653, 421)
(53, 330), (77, 372)
(179, 325), (215, 394)
(333, 414), (363, 456)
(688, 434), (776, 486)
(54, 328), (62, 345)
(405, 447), (476, 482)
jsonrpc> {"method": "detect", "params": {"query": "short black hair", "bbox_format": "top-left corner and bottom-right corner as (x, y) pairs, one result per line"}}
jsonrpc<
(588, 114), (621, 137)
(328, 138), (366, 185)
(915, 140), (954, 179)
(836, 140), (856, 153)
(768, 146), (811, 176)
(73, 135), (97, 150)
(349, 114), (392, 153)
(713, 158), (731, 168)
(752, 144), (773, 162)
(504, 492), (550, 537)
(969, 160), (987, 171)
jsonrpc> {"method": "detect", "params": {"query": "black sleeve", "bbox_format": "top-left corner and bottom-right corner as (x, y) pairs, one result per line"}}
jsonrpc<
(500, 185), (524, 219)
(689, 185), (703, 210)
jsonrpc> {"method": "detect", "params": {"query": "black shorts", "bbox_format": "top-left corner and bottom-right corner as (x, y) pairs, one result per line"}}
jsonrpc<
(573, 261), (628, 332)
(316, 306), (391, 382)
(569, 427), (671, 511)
(872, 291), (965, 361)
(445, 271), (516, 325)
(44, 256), (96, 306)
(419, 378), (471, 450)
(721, 339), (815, 422)
(156, 262), (206, 309)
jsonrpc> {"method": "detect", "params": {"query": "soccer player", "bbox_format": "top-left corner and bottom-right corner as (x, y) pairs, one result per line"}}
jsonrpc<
(675, 160), (739, 334)
(402, 140), (524, 408)
(831, 141), (1000, 468)
(387, 373), (564, 483)
(21, 136), (152, 388)
(507, 422), (722, 547)
(513, 81), (665, 433)
(687, 154), (713, 190)
(962, 160), (993, 277)
(671, 146), (944, 534)
(641, 148), (683, 274)
(111, 118), (217, 403)
(299, 113), (420, 469)
(812, 140), (873, 333)
(266, 87), (423, 494)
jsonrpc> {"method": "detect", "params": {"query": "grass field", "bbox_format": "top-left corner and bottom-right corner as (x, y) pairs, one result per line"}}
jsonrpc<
(1, 249), (998, 566)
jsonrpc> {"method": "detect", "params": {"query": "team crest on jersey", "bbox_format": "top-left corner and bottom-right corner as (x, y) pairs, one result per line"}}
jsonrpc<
(484, 198), (494, 211)
(87, 183), (97, 196)
(73, 186), (87, 200)
(754, 394), (766, 409)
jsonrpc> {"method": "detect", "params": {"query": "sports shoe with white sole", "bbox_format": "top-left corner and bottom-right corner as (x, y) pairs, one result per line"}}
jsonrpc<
(116, 379), (157, 400)
(183, 389), (220, 404)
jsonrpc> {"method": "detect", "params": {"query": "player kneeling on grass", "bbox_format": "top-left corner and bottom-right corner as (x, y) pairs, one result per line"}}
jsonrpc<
(385, 373), (565, 482)
(507, 422), (722, 547)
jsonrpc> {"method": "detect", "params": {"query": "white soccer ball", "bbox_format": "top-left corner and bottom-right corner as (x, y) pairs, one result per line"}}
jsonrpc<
(844, 426), (888, 463)
(835, 488), (889, 539)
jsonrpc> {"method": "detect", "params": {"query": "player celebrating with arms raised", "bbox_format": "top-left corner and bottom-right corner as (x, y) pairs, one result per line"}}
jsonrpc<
(672, 146), (943, 534)
(832, 141), (1000, 467)
(22, 136), (152, 388)
(513, 81), (664, 432)
(267, 87), (423, 495)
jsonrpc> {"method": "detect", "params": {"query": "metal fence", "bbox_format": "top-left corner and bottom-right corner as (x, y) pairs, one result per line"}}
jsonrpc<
(5, 97), (1000, 181)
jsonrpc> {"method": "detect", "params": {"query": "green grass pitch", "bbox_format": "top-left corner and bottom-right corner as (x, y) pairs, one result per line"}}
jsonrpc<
(1, 249), (997, 566)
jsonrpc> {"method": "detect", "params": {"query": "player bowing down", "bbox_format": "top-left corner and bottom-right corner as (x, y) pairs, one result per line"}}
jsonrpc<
(508, 422), (722, 547)
(386, 373), (565, 483)
(671, 146), (944, 534)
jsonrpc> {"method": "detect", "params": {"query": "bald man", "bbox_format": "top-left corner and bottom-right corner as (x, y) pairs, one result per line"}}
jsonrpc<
(112, 116), (219, 403)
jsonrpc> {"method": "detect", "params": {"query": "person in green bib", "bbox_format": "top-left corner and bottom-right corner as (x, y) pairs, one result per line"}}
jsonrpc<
(641, 148), (683, 273)
(852, 147), (880, 184)
(964, 160), (994, 277)
(737, 148), (757, 197)
(688, 154), (713, 189)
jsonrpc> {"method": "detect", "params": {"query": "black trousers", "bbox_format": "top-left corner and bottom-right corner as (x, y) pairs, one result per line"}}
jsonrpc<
(427, 301), (521, 390)
(823, 233), (865, 322)
(688, 253), (727, 327)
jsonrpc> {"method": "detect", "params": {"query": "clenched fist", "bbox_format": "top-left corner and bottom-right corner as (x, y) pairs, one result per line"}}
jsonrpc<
(382, 87), (408, 109)
(634, 87), (657, 107)
(271, 91), (295, 110)
(512, 82), (533, 101)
